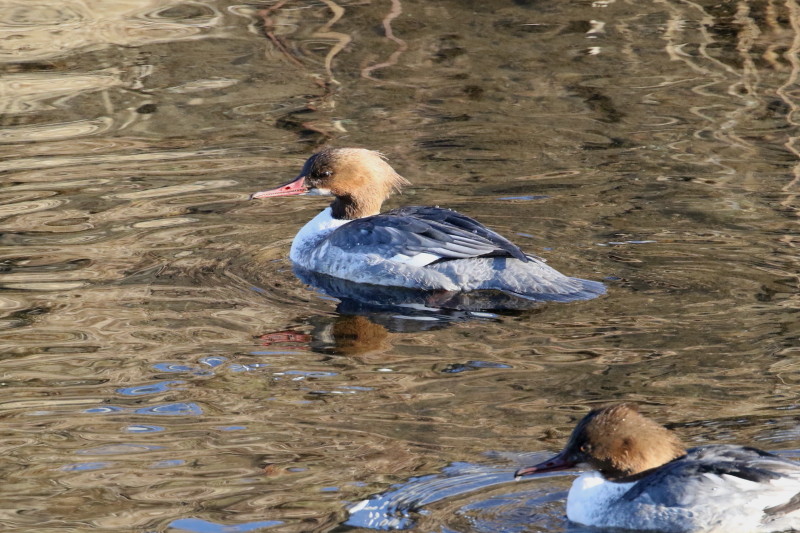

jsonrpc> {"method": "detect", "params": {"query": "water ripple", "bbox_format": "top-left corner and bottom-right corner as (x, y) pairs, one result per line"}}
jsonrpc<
(346, 456), (553, 530)
(2, 2), (800, 533)
(0, 118), (113, 143)
(0, 71), (122, 114)
(0, 197), (63, 218)
(76, 444), (164, 455)
(113, 180), (238, 200)
(0, 1), (224, 62)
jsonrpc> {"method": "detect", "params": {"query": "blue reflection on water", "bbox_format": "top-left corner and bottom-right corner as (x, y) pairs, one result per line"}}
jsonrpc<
(199, 356), (227, 367)
(229, 363), (269, 372)
(152, 362), (209, 374)
(82, 404), (203, 416)
(135, 402), (203, 416)
(279, 370), (337, 378)
(117, 380), (184, 396)
(150, 357), (269, 375)
(441, 361), (512, 374)
(151, 459), (186, 468)
(168, 518), (282, 532)
(125, 424), (165, 433)
(498, 195), (549, 201)
(84, 406), (125, 414)
(61, 462), (111, 472)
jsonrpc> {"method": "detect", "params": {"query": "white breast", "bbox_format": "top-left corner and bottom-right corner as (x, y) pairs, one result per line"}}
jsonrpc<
(289, 207), (349, 265)
(566, 472), (634, 526)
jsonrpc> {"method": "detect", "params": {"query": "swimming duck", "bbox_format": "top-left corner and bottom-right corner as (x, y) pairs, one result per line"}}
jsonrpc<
(515, 403), (800, 532)
(251, 148), (604, 300)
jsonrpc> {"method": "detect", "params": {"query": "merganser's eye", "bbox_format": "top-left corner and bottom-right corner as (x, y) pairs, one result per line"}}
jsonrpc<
(320, 170), (332, 178)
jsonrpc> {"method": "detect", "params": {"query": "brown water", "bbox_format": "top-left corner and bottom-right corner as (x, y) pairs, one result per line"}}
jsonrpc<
(1, 1), (799, 531)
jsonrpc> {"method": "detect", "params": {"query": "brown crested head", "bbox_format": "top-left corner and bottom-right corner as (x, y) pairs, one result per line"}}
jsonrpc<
(563, 404), (687, 481)
(299, 148), (410, 219)
(515, 403), (687, 483)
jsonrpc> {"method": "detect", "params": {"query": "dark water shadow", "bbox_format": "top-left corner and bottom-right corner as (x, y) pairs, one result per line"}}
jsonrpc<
(254, 265), (604, 355)
(253, 267), (541, 356)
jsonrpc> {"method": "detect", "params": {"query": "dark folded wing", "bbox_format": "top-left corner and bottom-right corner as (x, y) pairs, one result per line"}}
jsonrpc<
(325, 206), (529, 266)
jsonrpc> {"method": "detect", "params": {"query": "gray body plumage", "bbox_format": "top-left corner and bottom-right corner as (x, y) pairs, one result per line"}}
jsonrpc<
(289, 205), (605, 300)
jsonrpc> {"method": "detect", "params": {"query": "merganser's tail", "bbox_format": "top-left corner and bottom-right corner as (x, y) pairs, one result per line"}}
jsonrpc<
(503, 276), (606, 302)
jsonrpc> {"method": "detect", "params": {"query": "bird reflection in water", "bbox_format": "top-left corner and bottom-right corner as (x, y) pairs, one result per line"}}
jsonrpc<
(258, 314), (392, 358)
(257, 265), (552, 356)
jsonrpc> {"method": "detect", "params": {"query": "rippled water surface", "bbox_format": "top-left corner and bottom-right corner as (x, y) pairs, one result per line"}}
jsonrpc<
(1, 1), (799, 532)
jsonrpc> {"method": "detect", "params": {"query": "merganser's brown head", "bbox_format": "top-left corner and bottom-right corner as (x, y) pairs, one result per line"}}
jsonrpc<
(250, 148), (410, 220)
(515, 403), (687, 482)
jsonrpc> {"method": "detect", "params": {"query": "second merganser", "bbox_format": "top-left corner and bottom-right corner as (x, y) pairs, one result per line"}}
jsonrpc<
(251, 148), (605, 300)
(515, 403), (800, 533)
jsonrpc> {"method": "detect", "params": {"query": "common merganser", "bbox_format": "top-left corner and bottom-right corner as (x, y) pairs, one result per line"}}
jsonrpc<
(251, 148), (605, 300)
(515, 403), (800, 533)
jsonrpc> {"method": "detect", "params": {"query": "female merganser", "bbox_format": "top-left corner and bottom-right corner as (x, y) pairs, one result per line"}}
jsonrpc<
(251, 148), (605, 300)
(515, 403), (800, 533)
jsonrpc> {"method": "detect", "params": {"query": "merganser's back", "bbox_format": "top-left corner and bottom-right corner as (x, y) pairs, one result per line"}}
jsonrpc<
(251, 148), (605, 301)
(515, 403), (800, 533)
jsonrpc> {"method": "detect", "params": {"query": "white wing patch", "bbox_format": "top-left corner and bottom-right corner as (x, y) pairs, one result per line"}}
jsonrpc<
(389, 252), (441, 267)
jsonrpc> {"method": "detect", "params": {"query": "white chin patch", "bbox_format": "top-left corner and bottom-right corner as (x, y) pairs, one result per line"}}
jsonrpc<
(307, 188), (333, 196)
